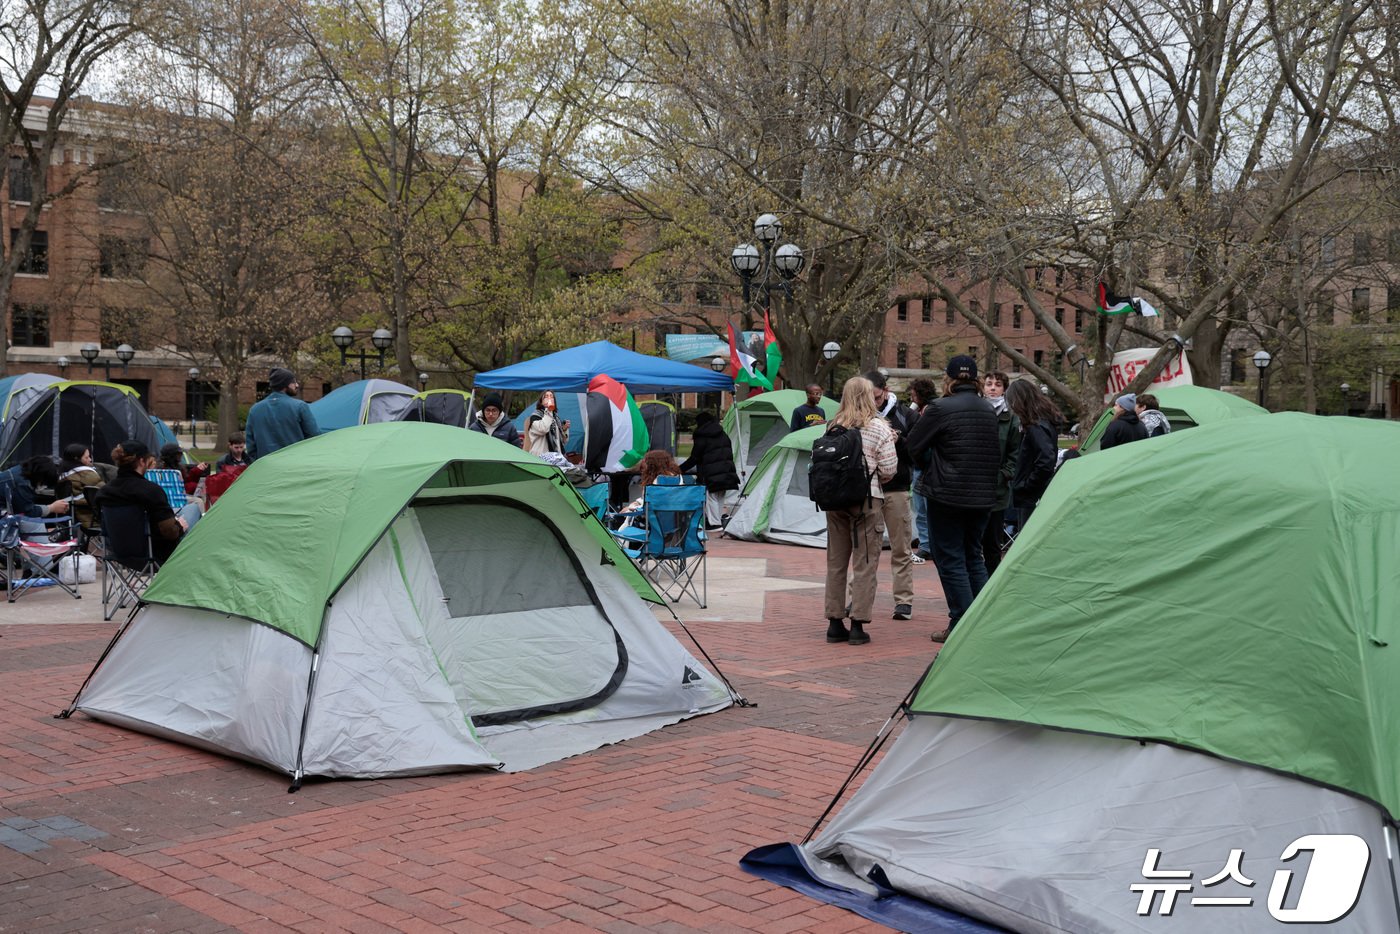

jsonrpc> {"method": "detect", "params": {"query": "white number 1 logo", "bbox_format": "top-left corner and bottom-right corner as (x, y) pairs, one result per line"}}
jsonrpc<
(1267, 834), (1370, 923)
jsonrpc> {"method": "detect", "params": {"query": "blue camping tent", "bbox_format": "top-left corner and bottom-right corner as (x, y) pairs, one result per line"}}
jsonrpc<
(0, 373), (62, 426)
(474, 341), (734, 394)
(310, 379), (417, 432)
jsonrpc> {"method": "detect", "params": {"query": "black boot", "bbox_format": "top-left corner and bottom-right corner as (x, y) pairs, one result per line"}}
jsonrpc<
(826, 618), (850, 643)
(848, 621), (871, 645)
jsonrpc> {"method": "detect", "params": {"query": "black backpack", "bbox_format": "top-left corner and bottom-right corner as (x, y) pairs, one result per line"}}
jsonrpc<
(809, 425), (870, 511)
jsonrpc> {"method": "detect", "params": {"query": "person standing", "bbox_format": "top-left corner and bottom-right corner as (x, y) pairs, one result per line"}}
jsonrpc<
(906, 377), (937, 561)
(1005, 379), (1062, 529)
(1100, 393), (1148, 450)
(819, 376), (897, 647)
(469, 393), (522, 446)
(906, 355), (1000, 643)
(524, 390), (571, 456)
(679, 412), (740, 528)
(1136, 394), (1172, 438)
(245, 368), (321, 460)
(788, 384), (828, 432)
(867, 372), (918, 621)
(981, 371), (1021, 578)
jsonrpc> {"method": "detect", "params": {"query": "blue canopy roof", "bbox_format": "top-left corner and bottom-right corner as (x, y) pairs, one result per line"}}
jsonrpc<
(474, 341), (734, 393)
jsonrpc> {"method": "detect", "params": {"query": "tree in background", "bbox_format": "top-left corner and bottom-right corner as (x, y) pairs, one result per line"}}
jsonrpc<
(0, 0), (142, 377)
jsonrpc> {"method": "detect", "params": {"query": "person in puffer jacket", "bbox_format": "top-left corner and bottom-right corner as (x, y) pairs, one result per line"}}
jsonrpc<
(679, 412), (740, 528)
(906, 354), (1000, 644)
(469, 393), (522, 447)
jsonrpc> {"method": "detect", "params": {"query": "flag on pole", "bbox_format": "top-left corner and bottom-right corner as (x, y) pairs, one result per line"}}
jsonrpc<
(584, 374), (649, 473)
(1097, 282), (1161, 317)
(729, 321), (773, 391)
(763, 310), (782, 385)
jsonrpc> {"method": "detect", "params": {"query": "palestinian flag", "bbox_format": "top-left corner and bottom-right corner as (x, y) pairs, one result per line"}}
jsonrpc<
(1097, 282), (1161, 317)
(729, 321), (771, 391)
(584, 374), (649, 473)
(762, 310), (783, 385)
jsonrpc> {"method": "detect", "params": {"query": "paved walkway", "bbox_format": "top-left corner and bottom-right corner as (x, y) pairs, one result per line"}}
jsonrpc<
(0, 537), (949, 933)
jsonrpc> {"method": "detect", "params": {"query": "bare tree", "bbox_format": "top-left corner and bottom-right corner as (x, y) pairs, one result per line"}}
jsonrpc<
(0, 0), (141, 376)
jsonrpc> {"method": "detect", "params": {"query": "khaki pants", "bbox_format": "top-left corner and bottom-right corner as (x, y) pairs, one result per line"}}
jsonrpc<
(880, 490), (914, 605)
(824, 499), (886, 621)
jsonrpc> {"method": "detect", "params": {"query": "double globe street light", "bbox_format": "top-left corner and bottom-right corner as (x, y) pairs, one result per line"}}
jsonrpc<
(729, 213), (805, 311)
(332, 326), (394, 380)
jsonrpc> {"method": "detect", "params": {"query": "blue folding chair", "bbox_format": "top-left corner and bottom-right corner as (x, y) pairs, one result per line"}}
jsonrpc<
(613, 484), (707, 607)
(577, 482), (610, 522)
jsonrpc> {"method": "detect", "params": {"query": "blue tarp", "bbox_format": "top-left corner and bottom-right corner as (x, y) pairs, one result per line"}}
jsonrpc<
(474, 341), (734, 394)
(740, 844), (1006, 934)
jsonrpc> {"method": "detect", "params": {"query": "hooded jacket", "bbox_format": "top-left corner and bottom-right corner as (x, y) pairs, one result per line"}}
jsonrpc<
(679, 420), (740, 492)
(1101, 410), (1148, 450)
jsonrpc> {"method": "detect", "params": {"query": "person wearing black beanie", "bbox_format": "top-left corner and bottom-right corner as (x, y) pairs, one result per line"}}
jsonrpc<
(244, 366), (321, 460)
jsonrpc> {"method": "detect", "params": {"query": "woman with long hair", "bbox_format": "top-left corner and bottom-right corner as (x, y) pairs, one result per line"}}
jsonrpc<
(621, 450), (683, 514)
(524, 390), (571, 456)
(819, 376), (897, 647)
(57, 443), (104, 532)
(1004, 379), (1063, 528)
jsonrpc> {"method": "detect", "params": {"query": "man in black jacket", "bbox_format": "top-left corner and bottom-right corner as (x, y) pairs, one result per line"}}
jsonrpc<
(680, 411), (740, 528)
(1101, 393), (1149, 450)
(868, 372), (918, 620)
(906, 355), (1000, 643)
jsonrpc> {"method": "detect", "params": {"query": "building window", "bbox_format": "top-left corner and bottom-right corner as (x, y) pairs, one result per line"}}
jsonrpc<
(7, 157), (33, 203)
(10, 303), (49, 346)
(1354, 233), (1372, 263)
(896, 342), (907, 368)
(1012, 304), (1023, 329)
(1321, 235), (1336, 267)
(1352, 287), (1371, 323)
(896, 300), (908, 322)
(968, 345), (977, 357)
(1054, 306), (1065, 326)
(920, 344), (932, 369)
(945, 304), (955, 325)
(968, 299), (982, 320)
(695, 282), (720, 306)
(100, 306), (149, 348)
(653, 321), (681, 354)
(1389, 229), (1400, 262)
(1388, 287), (1400, 324)
(921, 299), (931, 324)
(1034, 311), (1042, 331)
(1054, 266), (1065, 288)
(1033, 349), (1044, 367)
(100, 236), (147, 279)
(660, 281), (682, 304)
(11, 228), (47, 274)
(990, 303), (1002, 328)
(1074, 309), (1084, 333)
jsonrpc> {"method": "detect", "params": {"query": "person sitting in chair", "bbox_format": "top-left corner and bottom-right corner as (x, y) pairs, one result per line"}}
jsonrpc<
(620, 450), (683, 516)
(1, 455), (70, 525)
(57, 444), (104, 535)
(98, 440), (198, 564)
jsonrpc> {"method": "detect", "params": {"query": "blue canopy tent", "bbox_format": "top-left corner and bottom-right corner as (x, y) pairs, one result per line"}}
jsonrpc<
(512, 392), (586, 455)
(474, 341), (734, 394)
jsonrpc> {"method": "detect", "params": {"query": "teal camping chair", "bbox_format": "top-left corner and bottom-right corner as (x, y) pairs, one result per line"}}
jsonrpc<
(577, 482), (610, 522)
(613, 483), (707, 607)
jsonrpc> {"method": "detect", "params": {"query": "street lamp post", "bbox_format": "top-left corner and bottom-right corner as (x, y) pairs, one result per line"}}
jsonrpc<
(188, 367), (201, 448)
(1252, 349), (1272, 408)
(417, 372), (430, 391)
(1340, 382), (1352, 416)
(56, 355), (68, 379)
(79, 342), (135, 380)
(331, 326), (394, 380)
(822, 341), (841, 398)
(729, 214), (805, 315)
(710, 355), (726, 413)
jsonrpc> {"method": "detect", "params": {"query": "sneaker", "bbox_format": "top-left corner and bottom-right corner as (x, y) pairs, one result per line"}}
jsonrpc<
(892, 604), (912, 620)
(909, 553), (925, 565)
(929, 628), (951, 643)
(915, 548), (932, 561)
(826, 618), (850, 643)
(848, 621), (871, 645)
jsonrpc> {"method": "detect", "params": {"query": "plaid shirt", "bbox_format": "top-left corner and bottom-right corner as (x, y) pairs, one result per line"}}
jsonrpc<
(146, 469), (188, 508)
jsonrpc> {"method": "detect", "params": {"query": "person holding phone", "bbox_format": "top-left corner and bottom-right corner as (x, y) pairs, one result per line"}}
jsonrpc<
(524, 390), (570, 456)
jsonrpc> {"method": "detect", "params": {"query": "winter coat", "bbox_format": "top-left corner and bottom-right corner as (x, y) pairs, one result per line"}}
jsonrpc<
(1101, 410), (1148, 450)
(1012, 418), (1058, 508)
(876, 395), (918, 493)
(992, 408), (1022, 512)
(470, 412), (522, 447)
(679, 421), (740, 492)
(245, 391), (321, 460)
(906, 384), (1000, 510)
(524, 408), (569, 455)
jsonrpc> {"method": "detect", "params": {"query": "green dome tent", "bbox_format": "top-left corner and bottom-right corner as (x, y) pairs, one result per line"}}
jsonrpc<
(66, 423), (734, 783)
(746, 414), (1400, 932)
(725, 425), (827, 547)
(721, 389), (835, 481)
(1077, 384), (1266, 453)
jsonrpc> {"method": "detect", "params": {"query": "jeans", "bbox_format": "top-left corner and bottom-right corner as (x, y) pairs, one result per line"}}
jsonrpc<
(926, 501), (990, 629)
(910, 468), (930, 549)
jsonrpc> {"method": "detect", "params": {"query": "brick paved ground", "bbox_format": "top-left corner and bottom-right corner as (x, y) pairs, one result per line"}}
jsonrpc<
(0, 537), (948, 932)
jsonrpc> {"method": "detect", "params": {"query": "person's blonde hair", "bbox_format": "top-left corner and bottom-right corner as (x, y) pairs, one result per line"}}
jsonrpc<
(832, 376), (877, 428)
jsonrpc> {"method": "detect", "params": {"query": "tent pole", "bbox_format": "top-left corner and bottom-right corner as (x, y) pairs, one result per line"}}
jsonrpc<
(663, 603), (753, 708)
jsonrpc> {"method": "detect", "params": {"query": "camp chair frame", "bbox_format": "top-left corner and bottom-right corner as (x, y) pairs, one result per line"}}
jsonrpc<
(1, 512), (83, 603)
(97, 503), (159, 621)
(613, 484), (707, 607)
